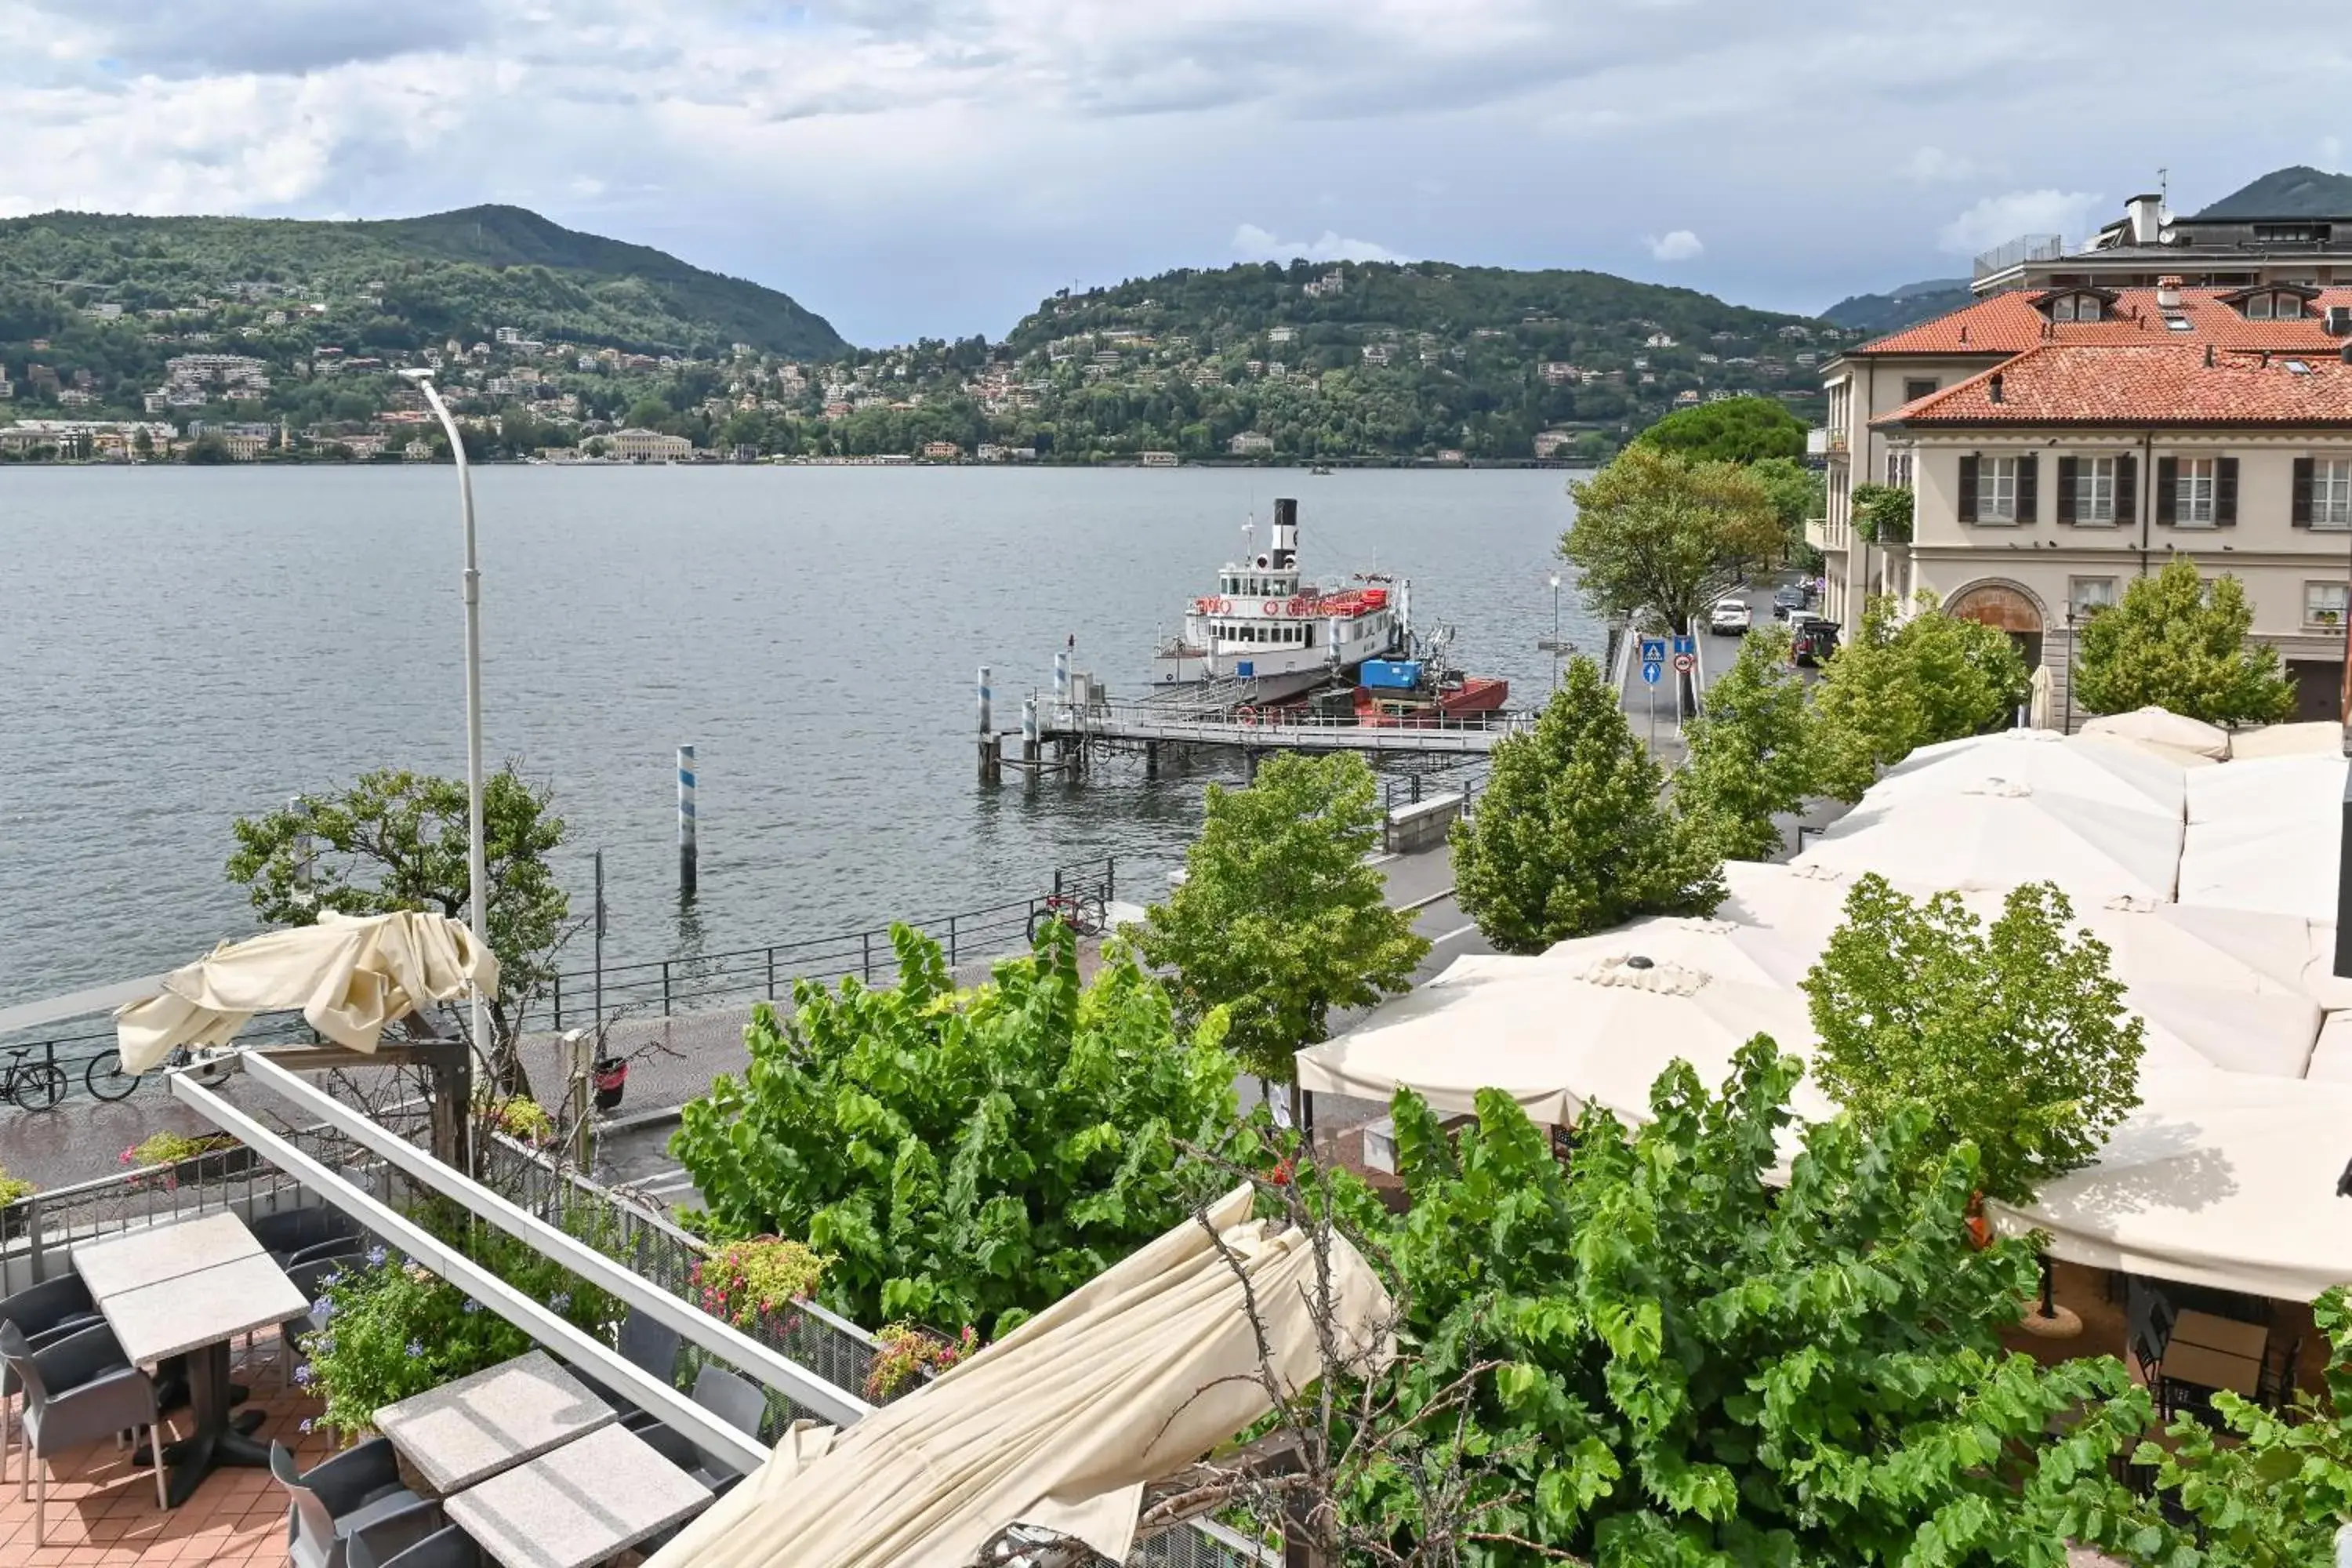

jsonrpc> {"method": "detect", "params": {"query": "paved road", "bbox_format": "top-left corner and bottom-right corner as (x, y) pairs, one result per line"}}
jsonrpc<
(1615, 577), (1815, 764)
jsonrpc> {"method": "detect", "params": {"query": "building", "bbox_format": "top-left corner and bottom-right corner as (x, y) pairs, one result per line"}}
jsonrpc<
(1813, 280), (2352, 640)
(920, 441), (963, 461)
(604, 427), (694, 462)
(1973, 187), (2352, 299)
(1301, 270), (1345, 299)
(1870, 341), (2352, 721)
(1139, 451), (1180, 467)
(1228, 431), (1276, 456)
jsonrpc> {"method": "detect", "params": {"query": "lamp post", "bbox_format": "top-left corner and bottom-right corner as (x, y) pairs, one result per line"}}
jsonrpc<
(2063, 604), (2075, 735)
(401, 370), (492, 1076)
(1535, 572), (1572, 690)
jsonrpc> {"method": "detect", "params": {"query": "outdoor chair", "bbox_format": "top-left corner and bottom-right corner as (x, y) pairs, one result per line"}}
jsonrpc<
(619, 1307), (682, 1389)
(270, 1436), (434, 1568)
(626, 1420), (743, 1553)
(276, 1256), (351, 1393)
(343, 1500), (448, 1568)
(1, 1275), (107, 1484)
(288, 1236), (369, 1270)
(0, 1319), (169, 1546)
(690, 1363), (767, 1442)
(359, 1524), (484, 1568)
(253, 1207), (361, 1266)
(2258, 1334), (2303, 1409)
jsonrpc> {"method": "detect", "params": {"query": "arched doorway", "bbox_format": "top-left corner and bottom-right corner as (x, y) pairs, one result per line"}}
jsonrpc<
(1944, 580), (2045, 672)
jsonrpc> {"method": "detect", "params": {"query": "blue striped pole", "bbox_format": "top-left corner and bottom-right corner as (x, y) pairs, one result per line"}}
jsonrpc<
(977, 666), (999, 782)
(1053, 650), (1069, 710)
(677, 744), (698, 895)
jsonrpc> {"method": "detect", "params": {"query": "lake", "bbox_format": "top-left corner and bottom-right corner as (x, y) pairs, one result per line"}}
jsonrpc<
(0, 464), (1593, 1002)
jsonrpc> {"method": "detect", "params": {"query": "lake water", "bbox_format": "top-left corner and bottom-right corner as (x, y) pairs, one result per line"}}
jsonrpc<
(0, 465), (1593, 1003)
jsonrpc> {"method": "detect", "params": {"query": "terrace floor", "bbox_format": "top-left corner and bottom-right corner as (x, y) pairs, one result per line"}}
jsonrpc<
(1, 1331), (334, 1568)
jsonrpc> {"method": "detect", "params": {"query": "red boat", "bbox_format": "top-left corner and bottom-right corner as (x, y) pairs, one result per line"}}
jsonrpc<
(1351, 659), (1511, 727)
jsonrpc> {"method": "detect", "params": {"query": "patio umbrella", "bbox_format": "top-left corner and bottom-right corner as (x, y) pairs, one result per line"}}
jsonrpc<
(1865, 730), (2186, 819)
(1793, 780), (2183, 903)
(2143, 904), (2352, 1009)
(2179, 755), (2349, 922)
(1296, 947), (1831, 1131)
(113, 911), (497, 1073)
(2080, 706), (2232, 760)
(2307, 1013), (2352, 1082)
(2227, 720), (2345, 760)
(648, 1185), (1392, 1568)
(1519, 913), (1824, 989)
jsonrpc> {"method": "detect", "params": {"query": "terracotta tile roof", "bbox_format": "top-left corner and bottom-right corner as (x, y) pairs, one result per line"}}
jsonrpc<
(1873, 343), (2352, 427)
(1851, 287), (2352, 355)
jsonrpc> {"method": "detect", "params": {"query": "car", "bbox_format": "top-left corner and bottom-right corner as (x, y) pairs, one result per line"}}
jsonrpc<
(1772, 585), (1809, 620)
(1790, 616), (1841, 667)
(1708, 599), (1752, 636)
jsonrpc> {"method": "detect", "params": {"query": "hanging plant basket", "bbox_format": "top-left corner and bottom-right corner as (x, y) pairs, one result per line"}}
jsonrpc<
(591, 1058), (629, 1112)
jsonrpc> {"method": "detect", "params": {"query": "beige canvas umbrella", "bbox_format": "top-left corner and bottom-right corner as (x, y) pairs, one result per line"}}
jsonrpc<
(2226, 720), (2344, 760)
(2179, 756), (2348, 923)
(1866, 730), (2186, 818)
(2080, 706), (2232, 760)
(1794, 779), (2182, 903)
(650, 1185), (1392, 1568)
(114, 911), (497, 1073)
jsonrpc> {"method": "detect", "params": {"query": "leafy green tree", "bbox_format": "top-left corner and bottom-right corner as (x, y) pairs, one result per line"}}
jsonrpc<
(1138, 753), (1428, 1084)
(1632, 394), (1809, 463)
(2073, 556), (2297, 725)
(1748, 455), (1824, 566)
(670, 924), (1247, 1338)
(1368, 1040), (2147, 1564)
(1451, 655), (1722, 953)
(1801, 873), (2145, 1207)
(183, 431), (232, 463)
(1811, 593), (2031, 800)
(227, 766), (569, 1092)
(1848, 482), (1914, 544)
(1675, 626), (1818, 861)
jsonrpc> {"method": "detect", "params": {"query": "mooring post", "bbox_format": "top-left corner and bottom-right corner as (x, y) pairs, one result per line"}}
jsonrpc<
(1022, 691), (1040, 779)
(977, 665), (999, 783)
(1145, 739), (1160, 778)
(1053, 648), (1070, 712)
(677, 744), (698, 896)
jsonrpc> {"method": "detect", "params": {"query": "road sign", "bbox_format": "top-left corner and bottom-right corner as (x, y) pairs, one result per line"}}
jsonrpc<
(1641, 659), (1663, 685)
(1639, 637), (1666, 665)
(1671, 634), (1697, 657)
(1672, 652), (1697, 674)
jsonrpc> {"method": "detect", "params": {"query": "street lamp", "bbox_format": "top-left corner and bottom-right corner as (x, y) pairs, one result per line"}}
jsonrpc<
(400, 369), (492, 1076)
(1536, 572), (1572, 690)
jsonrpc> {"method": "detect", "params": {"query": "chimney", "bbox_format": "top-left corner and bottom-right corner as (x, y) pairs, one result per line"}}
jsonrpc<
(2328, 304), (2352, 337)
(1987, 372), (2004, 405)
(2156, 274), (2183, 310)
(2205, 344), (2216, 368)
(2340, 343), (2352, 365)
(1270, 498), (1299, 570)
(2127, 193), (2165, 245)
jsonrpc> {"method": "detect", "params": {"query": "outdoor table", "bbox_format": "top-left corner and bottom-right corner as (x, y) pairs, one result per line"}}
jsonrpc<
(2170, 1309), (2269, 1362)
(444, 1421), (711, 1568)
(376, 1349), (617, 1495)
(2163, 1339), (2263, 1399)
(74, 1215), (308, 1507)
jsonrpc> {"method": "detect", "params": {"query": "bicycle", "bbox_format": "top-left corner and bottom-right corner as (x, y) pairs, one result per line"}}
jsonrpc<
(83, 1047), (142, 1102)
(1027, 889), (1108, 942)
(1, 1046), (67, 1112)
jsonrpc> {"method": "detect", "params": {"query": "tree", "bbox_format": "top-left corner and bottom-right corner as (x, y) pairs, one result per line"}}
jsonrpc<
(1811, 593), (2031, 800)
(670, 924), (1250, 1339)
(1847, 483), (1913, 544)
(1631, 395), (1809, 463)
(2072, 556), (2297, 726)
(227, 766), (570, 1093)
(1801, 873), (2146, 1207)
(1451, 655), (1722, 953)
(1674, 627), (1818, 861)
(1138, 753), (1429, 1084)
(183, 431), (231, 463)
(1748, 455), (1824, 568)
(1370, 1040), (2147, 1563)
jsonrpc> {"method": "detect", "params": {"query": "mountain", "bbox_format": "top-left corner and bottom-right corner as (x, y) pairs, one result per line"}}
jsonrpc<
(2194, 165), (2352, 220)
(1820, 278), (1973, 336)
(0, 205), (847, 358)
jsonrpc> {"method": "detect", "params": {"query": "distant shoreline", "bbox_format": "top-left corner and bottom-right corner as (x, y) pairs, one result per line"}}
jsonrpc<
(0, 456), (1596, 473)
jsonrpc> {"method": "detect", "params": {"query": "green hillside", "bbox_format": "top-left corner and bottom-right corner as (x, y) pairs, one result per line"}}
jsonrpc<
(0, 205), (846, 358)
(2194, 165), (2352, 220)
(1820, 278), (1973, 335)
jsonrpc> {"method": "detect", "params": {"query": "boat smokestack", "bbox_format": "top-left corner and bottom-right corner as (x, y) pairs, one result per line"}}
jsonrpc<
(1272, 498), (1298, 570)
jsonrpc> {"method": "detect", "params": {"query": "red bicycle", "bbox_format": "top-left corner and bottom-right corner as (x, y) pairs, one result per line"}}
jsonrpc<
(1028, 889), (1108, 941)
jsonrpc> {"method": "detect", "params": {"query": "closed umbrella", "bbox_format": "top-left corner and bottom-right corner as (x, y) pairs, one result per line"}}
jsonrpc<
(113, 911), (497, 1073)
(1795, 780), (2182, 902)
(2080, 706), (2232, 760)
(650, 1185), (1392, 1568)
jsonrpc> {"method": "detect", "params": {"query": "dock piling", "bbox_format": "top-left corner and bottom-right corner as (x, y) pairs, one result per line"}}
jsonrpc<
(677, 744), (698, 896)
(977, 666), (1000, 782)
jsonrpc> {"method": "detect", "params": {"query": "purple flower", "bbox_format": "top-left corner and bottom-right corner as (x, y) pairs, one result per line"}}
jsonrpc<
(547, 1291), (571, 1312)
(365, 1245), (389, 1268)
(294, 1364), (314, 1387)
(315, 1334), (336, 1356)
(312, 1298), (334, 1320)
(462, 1298), (482, 1314)
(406, 1339), (424, 1359)
(298, 1418), (314, 1434)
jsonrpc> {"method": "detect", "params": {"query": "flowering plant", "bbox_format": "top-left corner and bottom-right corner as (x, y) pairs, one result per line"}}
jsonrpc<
(691, 1236), (828, 1331)
(863, 1323), (979, 1403)
(479, 1095), (556, 1147)
(0, 1167), (31, 1207)
(119, 1131), (238, 1190)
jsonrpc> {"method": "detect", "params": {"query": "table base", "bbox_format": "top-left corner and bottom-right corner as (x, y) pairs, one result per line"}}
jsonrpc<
(161, 1341), (273, 1508)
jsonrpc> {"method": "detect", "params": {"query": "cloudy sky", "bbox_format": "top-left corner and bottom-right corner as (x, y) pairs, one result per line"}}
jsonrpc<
(5, 0), (2350, 346)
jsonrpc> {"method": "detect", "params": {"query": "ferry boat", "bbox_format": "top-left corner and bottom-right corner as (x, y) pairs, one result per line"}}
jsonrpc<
(1154, 499), (1409, 701)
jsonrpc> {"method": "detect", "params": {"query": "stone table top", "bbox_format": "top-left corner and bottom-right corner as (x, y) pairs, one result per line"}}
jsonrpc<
(445, 1421), (710, 1568)
(376, 1350), (617, 1495)
(99, 1250), (309, 1366)
(73, 1210), (264, 1301)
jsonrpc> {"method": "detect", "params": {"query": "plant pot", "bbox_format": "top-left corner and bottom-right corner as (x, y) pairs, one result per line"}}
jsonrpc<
(592, 1058), (629, 1112)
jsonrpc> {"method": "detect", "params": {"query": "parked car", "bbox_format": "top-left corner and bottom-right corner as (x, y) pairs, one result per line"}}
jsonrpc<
(1772, 585), (1810, 620)
(1790, 616), (1841, 666)
(1708, 599), (1753, 636)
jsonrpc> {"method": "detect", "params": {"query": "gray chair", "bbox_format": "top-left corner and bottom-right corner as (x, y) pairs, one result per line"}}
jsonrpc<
(619, 1308), (682, 1388)
(1, 1275), (107, 1486)
(361, 1524), (483, 1568)
(691, 1363), (767, 1445)
(252, 1207), (359, 1266)
(270, 1436), (432, 1568)
(344, 1501), (450, 1568)
(0, 1319), (168, 1545)
(289, 1237), (368, 1270)
(626, 1419), (741, 1552)
(276, 1256), (353, 1393)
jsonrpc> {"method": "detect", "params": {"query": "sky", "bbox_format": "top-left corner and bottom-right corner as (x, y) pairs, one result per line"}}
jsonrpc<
(6, 1), (2352, 347)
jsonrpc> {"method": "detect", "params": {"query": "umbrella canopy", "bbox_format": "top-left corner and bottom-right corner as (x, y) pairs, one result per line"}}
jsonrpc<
(2307, 1013), (2352, 1082)
(114, 911), (497, 1073)
(1991, 1070), (2352, 1301)
(2080, 706), (2232, 760)
(2143, 904), (2352, 1010)
(2227, 720), (2345, 761)
(648, 1185), (1392, 1568)
(2179, 755), (2348, 922)
(1297, 948), (1831, 1131)
(1520, 914), (1824, 990)
(1793, 780), (2182, 903)
(1866, 730), (2186, 820)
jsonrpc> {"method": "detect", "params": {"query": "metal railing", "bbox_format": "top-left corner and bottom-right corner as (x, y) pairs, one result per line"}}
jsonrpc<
(523, 859), (1117, 1033)
(1973, 233), (2066, 281)
(1380, 762), (1489, 815)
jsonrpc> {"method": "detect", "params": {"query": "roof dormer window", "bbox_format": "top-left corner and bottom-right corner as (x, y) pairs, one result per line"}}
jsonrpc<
(2048, 292), (2104, 322)
(2223, 285), (2314, 321)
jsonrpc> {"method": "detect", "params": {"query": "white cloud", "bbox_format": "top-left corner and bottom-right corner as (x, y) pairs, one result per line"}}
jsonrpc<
(1645, 229), (1703, 262)
(1901, 147), (1985, 185)
(1231, 223), (1403, 263)
(1937, 189), (2104, 256)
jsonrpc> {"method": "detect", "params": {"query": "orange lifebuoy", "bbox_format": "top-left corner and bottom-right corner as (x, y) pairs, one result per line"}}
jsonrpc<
(1262, 600), (1281, 616)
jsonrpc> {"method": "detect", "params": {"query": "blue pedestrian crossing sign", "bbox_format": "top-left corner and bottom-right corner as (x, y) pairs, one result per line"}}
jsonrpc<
(1641, 659), (1664, 686)
(1639, 637), (1667, 664)
(1671, 634), (1697, 657)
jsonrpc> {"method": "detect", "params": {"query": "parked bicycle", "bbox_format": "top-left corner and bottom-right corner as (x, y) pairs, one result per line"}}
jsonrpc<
(1, 1046), (67, 1112)
(1027, 889), (1108, 942)
(82, 1047), (142, 1102)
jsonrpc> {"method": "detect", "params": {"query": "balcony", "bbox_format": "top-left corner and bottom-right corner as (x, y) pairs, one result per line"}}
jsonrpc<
(1806, 427), (1849, 457)
(1806, 516), (1839, 552)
